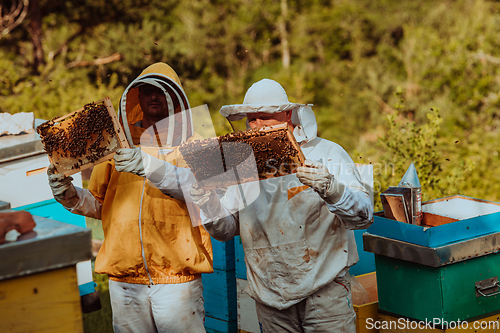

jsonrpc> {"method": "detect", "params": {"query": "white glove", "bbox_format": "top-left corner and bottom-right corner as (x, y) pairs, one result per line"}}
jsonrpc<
(113, 147), (146, 176)
(189, 183), (222, 219)
(47, 164), (79, 207)
(114, 147), (166, 183)
(296, 160), (345, 204)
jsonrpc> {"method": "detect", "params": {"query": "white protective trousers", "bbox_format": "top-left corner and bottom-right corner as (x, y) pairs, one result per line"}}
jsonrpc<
(109, 278), (206, 333)
(255, 273), (356, 333)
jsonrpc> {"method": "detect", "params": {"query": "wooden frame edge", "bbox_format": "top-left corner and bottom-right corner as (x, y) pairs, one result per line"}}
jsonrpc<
(104, 97), (131, 149)
(61, 152), (116, 177)
(48, 97), (130, 175)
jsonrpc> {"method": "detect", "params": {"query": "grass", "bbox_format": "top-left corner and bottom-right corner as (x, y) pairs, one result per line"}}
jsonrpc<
(82, 271), (113, 333)
(86, 217), (105, 240)
(83, 215), (113, 333)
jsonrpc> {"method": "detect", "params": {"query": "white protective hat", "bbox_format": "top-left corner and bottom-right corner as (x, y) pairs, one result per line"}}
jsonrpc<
(219, 79), (318, 143)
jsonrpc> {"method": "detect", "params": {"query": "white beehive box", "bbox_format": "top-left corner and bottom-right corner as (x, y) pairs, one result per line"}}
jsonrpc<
(0, 120), (93, 298)
(0, 119), (83, 208)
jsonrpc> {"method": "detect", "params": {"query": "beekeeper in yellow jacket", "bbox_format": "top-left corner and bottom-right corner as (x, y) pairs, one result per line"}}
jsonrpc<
(47, 63), (213, 333)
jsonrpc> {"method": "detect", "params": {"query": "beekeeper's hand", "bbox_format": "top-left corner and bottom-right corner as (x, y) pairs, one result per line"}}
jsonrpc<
(47, 164), (79, 207)
(113, 147), (146, 176)
(114, 147), (166, 183)
(189, 183), (221, 219)
(296, 160), (345, 204)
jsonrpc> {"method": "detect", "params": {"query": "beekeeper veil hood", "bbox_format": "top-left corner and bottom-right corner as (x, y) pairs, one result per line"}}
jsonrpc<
(219, 79), (317, 143)
(119, 62), (193, 147)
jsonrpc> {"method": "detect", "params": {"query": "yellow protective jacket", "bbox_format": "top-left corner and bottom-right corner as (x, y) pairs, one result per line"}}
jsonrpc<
(90, 63), (213, 284)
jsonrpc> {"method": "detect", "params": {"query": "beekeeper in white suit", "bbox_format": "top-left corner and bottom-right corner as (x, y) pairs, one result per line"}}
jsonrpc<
(190, 79), (373, 332)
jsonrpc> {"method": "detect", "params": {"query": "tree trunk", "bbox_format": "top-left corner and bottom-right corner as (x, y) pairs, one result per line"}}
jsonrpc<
(279, 0), (290, 69)
(29, 0), (44, 74)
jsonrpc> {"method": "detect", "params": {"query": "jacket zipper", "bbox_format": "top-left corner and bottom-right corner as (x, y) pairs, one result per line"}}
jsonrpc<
(139, 178), (154, 285)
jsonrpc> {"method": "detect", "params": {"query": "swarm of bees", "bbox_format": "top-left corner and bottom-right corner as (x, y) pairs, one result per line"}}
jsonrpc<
(220, 127), (301, 176)
(37, 102), (117, 171)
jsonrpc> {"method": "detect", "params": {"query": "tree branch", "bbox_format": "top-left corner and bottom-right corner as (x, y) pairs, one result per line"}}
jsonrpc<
(49, 27), (87, 62)
(374, 95), (395, 114)
(66, 52), (122, 68)
(473, 51), (500, 65)
(0, 0), (29, 39)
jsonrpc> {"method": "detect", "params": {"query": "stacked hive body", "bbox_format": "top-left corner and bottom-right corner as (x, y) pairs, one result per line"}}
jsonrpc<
(203, 238), (237, 333)
(0, 215), (92, 332)
(364, 195), (500, 326)
(37, 97), (129, 176)
(180, 124), (305, 188)
(0, 117), (98, 308)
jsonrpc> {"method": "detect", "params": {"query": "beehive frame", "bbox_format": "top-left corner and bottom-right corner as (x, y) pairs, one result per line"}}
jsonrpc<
(256, 123), (306, 170)
(180, 123), (305, 189)
(39, 97), (130, 176)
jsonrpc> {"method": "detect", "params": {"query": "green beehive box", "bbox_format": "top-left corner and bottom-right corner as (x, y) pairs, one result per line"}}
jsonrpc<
(374, 251), (500, 322)
(364, 196), (500, 322)
(364, 231), (500, 322)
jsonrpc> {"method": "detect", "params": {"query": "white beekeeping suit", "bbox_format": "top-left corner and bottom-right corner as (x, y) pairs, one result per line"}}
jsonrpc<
(196, 79), (373, 332)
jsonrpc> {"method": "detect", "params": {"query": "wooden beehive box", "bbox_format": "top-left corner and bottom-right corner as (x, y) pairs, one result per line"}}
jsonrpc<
(37, 97), (130, 176)
(353, 272), (379, 333)
(179, 123), (305, 188)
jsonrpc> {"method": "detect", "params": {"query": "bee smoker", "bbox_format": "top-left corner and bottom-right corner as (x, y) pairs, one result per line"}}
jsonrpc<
(398, 163), (422, 225)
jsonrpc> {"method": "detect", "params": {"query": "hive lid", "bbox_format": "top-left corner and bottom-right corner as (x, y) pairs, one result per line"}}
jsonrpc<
(363, 231), (500, 267)
(0, 119), (45, 164)
(0, 214), (92, 281)
(369, 195), (500, 247)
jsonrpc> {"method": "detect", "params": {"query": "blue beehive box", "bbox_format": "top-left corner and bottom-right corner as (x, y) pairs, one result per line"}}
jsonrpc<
(367, 195), (500, 247)
(14, 199), (86, 228)
(211, 235), (235, 271)
(234, 236), (246, 280)
(203, 269), (237, 322)
(203, 237), (237, 333)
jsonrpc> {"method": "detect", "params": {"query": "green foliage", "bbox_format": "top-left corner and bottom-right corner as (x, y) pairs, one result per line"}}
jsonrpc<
(1, 0), (500, 205)
(373, 90), (475, 211)
(0, 59), (122, 119)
